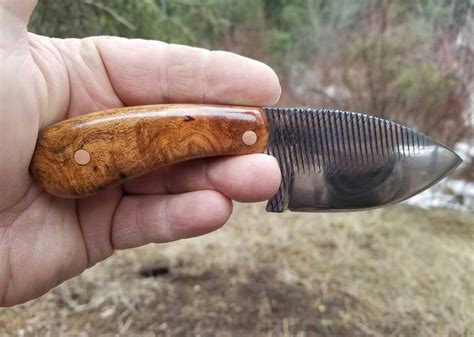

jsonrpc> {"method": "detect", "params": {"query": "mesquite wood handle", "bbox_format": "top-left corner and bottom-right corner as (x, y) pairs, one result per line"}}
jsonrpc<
(30, 104), (269, 198)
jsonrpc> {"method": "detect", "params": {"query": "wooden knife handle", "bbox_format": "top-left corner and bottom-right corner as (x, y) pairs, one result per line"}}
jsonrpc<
(30, 104), (269, 198)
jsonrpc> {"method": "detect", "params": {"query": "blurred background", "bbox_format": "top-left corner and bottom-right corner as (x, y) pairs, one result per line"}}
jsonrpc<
(1, 0), (473, 336)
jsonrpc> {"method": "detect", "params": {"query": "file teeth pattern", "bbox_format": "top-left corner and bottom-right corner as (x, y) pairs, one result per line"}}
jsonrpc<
(263, 107), (426, 212)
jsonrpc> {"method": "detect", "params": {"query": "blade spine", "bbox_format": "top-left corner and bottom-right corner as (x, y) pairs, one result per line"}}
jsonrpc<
(268, 107), (433, 171)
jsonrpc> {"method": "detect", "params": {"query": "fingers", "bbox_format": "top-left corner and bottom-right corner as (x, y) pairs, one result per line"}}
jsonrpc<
(124, 154), (281, 203)
(111, 191), (232, 249)
(77, 187), (123, 267)
(95, 37), (281, 106)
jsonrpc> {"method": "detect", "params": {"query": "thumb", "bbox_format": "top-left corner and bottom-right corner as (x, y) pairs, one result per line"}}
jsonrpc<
(0, 0), (37, 49)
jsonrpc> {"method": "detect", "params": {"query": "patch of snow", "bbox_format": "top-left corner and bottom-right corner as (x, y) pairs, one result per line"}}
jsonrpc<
(404, 141), (473, 212)
(455, 141), (473, 162)
(323, 84), (351, 100)
(405, 178), (474, 212)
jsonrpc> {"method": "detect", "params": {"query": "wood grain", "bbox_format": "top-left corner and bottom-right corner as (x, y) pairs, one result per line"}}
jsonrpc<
(30, 104), (269, 198)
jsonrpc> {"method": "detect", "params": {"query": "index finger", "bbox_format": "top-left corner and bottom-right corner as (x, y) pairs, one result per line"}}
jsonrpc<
(95, 37), (281, 106)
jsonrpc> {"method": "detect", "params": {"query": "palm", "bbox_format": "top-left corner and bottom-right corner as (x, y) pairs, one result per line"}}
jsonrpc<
(0, 2), (281, 306)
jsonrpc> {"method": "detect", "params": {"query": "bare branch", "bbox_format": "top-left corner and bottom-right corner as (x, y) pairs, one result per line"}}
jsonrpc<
(82, 0), (136, 31)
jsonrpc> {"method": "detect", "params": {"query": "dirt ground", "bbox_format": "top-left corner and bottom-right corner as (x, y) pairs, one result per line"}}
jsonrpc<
(0, 203), (472, 336)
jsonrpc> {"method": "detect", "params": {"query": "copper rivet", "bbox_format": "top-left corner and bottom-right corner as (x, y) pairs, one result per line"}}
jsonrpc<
(242, 131), (257, 146)
(74, 149), (91, 165)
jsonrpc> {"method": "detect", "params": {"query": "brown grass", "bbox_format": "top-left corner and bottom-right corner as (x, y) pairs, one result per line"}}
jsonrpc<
(0, 204), (473, 336)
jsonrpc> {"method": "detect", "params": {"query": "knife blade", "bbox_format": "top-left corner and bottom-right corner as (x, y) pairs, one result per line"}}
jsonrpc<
(263, 107), (462, 212)
(30, 104), (462, 212)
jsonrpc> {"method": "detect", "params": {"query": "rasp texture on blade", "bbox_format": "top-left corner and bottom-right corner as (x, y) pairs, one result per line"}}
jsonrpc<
(263, 107), (460, 213)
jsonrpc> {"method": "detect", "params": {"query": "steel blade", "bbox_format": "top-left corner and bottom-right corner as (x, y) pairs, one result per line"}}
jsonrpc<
(263, 107), (462, 213)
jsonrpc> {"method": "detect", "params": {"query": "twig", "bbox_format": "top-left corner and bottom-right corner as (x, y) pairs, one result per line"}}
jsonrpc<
(82, 0), (136, 31)
(310, 86), (342, 105)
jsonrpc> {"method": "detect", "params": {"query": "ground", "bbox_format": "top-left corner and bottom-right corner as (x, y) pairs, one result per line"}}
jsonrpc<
(0, 203), (473, 336)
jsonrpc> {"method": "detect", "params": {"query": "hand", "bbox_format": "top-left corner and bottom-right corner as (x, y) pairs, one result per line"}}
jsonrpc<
(0, 0), (281, 306)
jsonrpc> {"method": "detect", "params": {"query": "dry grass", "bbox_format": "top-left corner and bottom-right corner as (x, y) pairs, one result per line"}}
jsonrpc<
(0, 204), (473, 336)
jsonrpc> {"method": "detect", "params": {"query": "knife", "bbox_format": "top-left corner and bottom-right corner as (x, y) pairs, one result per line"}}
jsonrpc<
(30, 104), (462, 212)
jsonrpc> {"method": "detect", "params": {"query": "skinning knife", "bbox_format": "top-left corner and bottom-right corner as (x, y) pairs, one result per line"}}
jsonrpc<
(30, 104), (462, 212)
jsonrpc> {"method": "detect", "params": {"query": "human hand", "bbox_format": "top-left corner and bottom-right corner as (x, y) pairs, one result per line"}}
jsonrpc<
(0, 0), (281, 306)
